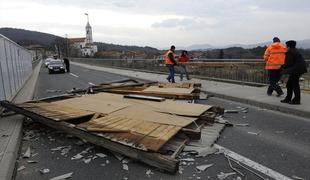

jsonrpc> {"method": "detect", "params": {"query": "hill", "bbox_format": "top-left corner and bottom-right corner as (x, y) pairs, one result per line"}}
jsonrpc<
(0, 27), (61, 46)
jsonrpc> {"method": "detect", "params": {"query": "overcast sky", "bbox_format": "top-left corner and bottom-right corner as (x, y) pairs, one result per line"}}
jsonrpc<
(0, 0), (310, 49)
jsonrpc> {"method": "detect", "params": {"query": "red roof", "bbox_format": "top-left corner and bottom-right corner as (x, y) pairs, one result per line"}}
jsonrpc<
(69, 37), (85, 43)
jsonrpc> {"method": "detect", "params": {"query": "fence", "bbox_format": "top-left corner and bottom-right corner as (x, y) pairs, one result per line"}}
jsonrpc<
(0, 34), (33, 101)
(71, 58), (310, 90)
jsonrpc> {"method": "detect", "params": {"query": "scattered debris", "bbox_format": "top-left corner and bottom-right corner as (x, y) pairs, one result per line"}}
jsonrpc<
(224, 110), (239, 113)
(83, 158), (92, 164)
(247, 131), (260, 135)
(40, 168), (50, 174)
(234, 123), (250, 127)
(50, 172), (73, 180)
(292, 175), (305, 180)
(17, 166), (26, 171)
(32, 153), (38, 157)
(180, 158), (195, 162)
(23, 147), (31, 158)
(196, 164), (214, 171)
(122, 164), (129, 171)
(217, 172), (236, 180)
(106, 160), (110, 164)
(27, 160), (38, 163)
(71, 153), (84, 160)
(96, 153), (107, 158)
(122, 158), (130, 164)
(146, 169), (154, 177)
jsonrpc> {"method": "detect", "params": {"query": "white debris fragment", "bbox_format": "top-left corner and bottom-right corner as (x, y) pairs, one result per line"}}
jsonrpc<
(122, 158), (130, 164)
(27, 160), (38, 163)
(196, 164), (214, 171)
(234, 124), (250, 127)
(96, 153), (107, 158)
(180, 161), (187, 166)
(196, 147), (218, 157)
(100, 163), (106, 167)
(51, 146), (68, 151)
(106, 160), (110, 164)
(292, 175), (305, 180)
(122, 164), (129, 171)
(178, 166), (184, 174)
(180, 158), (195, 162)
(146, 169), (154, 177)
(23, 147), (31, 158)
(17, 166), (26, 171)
(50, 172), (73, 180)
(217, 172), (236, 180)
(196, 177), (201, 179)
(40, 168), (50, 174)
(61, 146), (72, 156)
(83, 158), (92, 164)
(236, 176), (242, 180)
(71, 153), (83, 160)
(247, 132), (260, 135)
(32, 153), (38, 157)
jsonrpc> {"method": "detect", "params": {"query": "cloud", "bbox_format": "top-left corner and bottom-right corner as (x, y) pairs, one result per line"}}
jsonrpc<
(152, 17), (218, 31)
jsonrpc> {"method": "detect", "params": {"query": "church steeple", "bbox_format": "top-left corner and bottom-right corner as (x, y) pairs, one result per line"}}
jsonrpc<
(84, 13), (93, 44)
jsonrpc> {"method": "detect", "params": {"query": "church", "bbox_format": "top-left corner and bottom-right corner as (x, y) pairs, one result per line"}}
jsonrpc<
(69, 14), (98, 57)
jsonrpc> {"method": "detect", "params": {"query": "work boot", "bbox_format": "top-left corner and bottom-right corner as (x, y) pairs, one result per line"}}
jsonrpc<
(280, 99), (290, 103)
(276, 92), (284, 97)
(289, 101), (300, 105)
(166, 77), (171, 82)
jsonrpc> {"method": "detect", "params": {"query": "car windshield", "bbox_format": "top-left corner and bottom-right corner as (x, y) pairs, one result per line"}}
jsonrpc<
(49, 60), (63, 65)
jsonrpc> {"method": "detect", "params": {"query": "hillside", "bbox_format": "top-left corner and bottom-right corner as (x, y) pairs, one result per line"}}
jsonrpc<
(0, 27), (61, 46)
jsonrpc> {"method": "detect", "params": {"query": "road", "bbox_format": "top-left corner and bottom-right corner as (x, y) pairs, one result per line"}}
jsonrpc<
(16, 64), (310, 180)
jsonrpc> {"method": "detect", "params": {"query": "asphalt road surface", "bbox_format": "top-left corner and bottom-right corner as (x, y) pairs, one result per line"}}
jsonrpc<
(16, 64), (310, 180)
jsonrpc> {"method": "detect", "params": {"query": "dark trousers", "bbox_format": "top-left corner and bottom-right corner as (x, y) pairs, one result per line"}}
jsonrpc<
(166, 64), (175, 83)
(179, 64), (189, 80)
(66, 64), (70, 72)
(267, 70), (283, 95)
(285, 74), (302, 102)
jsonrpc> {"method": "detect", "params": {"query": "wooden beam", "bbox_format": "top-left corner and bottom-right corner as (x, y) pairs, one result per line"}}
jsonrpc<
(0, 100), (179, 173)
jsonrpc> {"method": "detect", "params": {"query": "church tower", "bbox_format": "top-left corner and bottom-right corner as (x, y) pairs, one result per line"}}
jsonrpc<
(85, 13), (93, 44)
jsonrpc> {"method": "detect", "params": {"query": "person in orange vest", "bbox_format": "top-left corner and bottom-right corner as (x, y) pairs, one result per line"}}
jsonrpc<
(165, 45), (178, 83)
(264, 37), (287, 96)
(178, 50), (190, 81)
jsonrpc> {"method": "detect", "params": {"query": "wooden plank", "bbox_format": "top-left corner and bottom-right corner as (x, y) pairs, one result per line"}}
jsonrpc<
(0, 101), (179, 173)
(86, 128), (130, 133)
(142, 86), (195, 95)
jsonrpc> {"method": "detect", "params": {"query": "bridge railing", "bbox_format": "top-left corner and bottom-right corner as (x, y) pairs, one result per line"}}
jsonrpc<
(71, 58), (310, 90)
(0, 34), (33, 101)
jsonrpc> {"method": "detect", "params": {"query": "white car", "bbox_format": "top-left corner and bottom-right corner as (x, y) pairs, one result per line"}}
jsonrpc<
(44, 58), (53, 67)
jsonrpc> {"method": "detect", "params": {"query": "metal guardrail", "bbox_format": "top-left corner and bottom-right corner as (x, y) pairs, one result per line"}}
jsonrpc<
(71, 58), (310, 90)
(0, 34), (33, 101)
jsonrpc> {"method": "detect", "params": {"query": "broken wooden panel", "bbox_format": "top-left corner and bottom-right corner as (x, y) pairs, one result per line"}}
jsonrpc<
(77, 114), (183, 151)
(142, 86), (195, 95)
(18, 102), (94, 121)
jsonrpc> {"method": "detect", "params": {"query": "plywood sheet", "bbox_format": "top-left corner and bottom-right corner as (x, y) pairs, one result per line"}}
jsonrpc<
(52, 95), (130, 114)
(142, 86), (195, 94)
(133, 100), (213, 117)
(109, 105), (195, 127)
(21, 102), (94, 121)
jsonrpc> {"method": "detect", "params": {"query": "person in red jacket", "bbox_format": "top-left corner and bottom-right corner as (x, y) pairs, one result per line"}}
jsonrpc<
(178, 50), (190, 81)
(264, 37), (287, 96)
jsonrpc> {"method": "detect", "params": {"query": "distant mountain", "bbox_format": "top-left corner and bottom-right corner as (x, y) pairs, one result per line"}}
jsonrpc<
(0, 27), (62, 46)
(186, 39), (310, 50)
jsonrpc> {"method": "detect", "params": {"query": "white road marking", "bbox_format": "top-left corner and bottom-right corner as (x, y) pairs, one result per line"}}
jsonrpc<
(70, 73), (79, 78)
(214, 144), (293, 180)
(88, 82), (96, 86)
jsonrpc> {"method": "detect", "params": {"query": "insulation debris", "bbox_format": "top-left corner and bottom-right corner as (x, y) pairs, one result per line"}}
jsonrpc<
(50, 172), (73, 180)
(217, 172), (236, 180)
(122, 164), (129, 171)
(23, 147), (31, 158)
(17, 166), (26, 171)
(40, 168), (50, 174)
(196, 164), (214, 171)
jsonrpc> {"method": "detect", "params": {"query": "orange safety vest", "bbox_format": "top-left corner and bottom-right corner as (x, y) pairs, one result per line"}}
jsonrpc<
(263, 42), (287, 70)
(165, 50), (176, 65)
